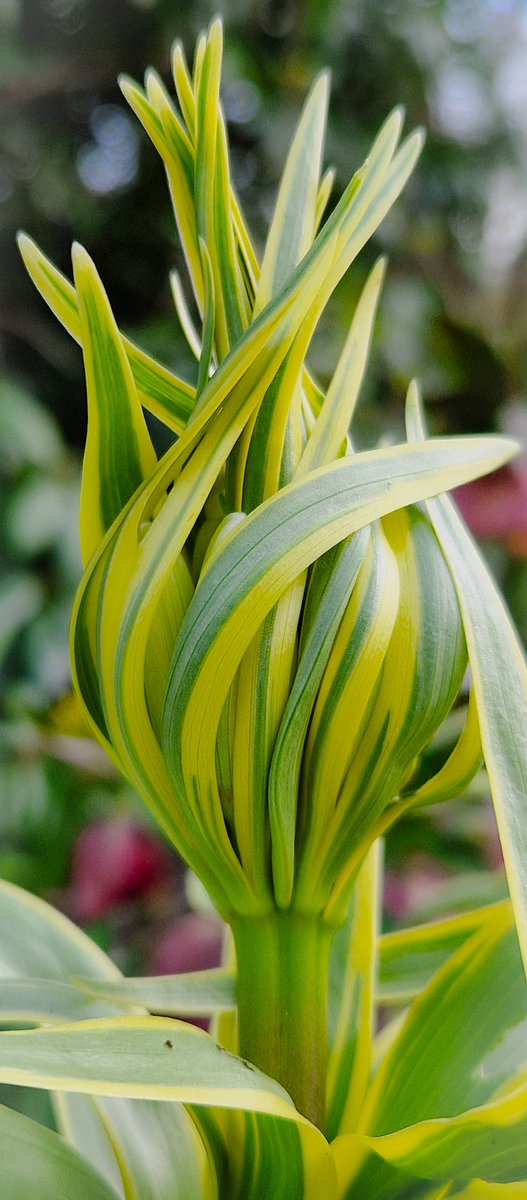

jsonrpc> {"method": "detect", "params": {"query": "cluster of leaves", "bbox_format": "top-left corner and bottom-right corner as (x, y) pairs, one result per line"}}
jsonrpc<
(3, 0), (527, 915)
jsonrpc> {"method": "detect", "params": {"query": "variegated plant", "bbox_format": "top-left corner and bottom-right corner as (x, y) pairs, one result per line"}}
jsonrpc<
(4, 17), (527, 1198)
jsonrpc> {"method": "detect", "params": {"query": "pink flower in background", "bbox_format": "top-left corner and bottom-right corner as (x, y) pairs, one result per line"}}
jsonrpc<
(454, 460), (527, 558)
(70, 816), (171, 921)
(150, 913), (224, 1029)
(149, 912), (224, 975)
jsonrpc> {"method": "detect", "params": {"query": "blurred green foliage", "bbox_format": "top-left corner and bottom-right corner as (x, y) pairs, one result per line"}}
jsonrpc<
(1, 0), (527, 921)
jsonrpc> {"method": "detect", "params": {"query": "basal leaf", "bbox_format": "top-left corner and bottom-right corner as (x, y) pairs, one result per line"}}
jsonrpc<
(0, 879), (119, 982)
(359, 904), (527, 1134)
(0, 1016), (296, 1114)
(377, 902), (509, 1005)
(74, 968), (236, 1017)
(0, 1103), (123, 1200)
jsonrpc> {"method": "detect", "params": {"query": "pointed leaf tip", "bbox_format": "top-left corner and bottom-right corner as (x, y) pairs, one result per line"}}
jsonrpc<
(209, 14), (224, 38)
(71, 241), (92, 273)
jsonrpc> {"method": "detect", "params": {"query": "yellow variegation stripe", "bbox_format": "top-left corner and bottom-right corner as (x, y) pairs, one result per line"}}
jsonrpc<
(404, 687), (482, 807)
(377, 901), (510, 1005)
(320, 503), (467, 922)
(440, 1183), (527, 1198)
(269, 530), (370, 906)
(295, 523), (399, 910)
(298, 257), (385, 474)
(315, 166), (335, 232)
(171, 39), (196, 135)
(326, 843), (380, 1139)
(196, 238), (216, 398)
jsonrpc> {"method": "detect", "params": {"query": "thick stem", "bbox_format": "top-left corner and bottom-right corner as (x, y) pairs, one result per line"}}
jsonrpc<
(232, 912), (333, 1131)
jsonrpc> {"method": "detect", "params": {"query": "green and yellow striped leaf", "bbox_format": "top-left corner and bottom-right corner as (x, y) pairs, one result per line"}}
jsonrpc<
(74, 969), (236, 1017)
(406, 384), (527, 976)
(333, 901), (527, 1194)
(0, 979), (122, 1024)
(0, 879), (120, 983)
(377, 902), (509, 1005)
(72, 244), (157, 564)
(360, 904), (527, 1134)
(71, 1096), (218, 1200)
(334, 1079), (527, 1192)
(0, 1016), (296, 1113)
(16, 233), (195, 431)
(0, 1103), (123, 1200)
(326, 844), (380, 1139)
(253, 71), (329, 316)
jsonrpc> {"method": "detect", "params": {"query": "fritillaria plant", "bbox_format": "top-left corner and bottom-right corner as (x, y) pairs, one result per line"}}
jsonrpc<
(1, 19), (527, 1198)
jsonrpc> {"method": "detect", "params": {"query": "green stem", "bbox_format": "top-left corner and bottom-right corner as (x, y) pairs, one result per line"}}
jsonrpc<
(231, 911), (333, 1130)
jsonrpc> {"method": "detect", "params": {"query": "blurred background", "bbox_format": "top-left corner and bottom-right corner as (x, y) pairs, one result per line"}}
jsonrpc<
(1, 0), (527, 973)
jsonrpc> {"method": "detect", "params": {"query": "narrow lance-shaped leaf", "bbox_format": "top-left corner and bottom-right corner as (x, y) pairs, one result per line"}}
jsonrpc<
(121, 71), (204, 314)
(253, 71), (329, 315)
(72, 243), (157, 564)
(403, 686), (483, 808)
(214, 1107), (337, 1200)
(318, 500), (467, 924)
(298, 256), (386, 474)
(360, 904), (527, 1135)
(54, 1093), (126, 1199)
(16, 232), (195, 431)
(405, 381), (527, 976)
(0, 979), (123, 1024)
(90, 1096), (218, 1200)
